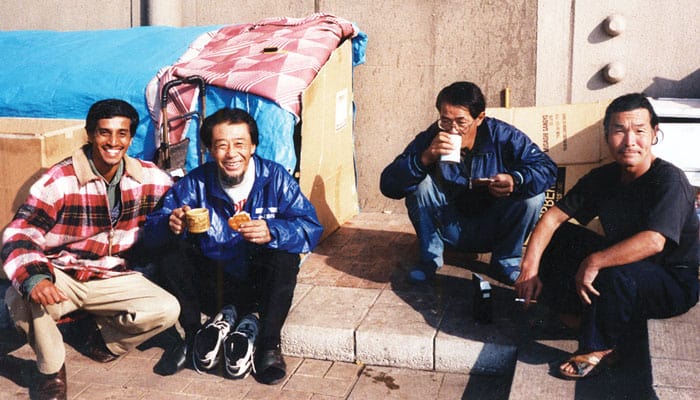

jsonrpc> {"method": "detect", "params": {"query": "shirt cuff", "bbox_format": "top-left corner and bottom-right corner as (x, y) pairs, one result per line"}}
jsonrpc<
(510, 171), (524, 187)
(21, 274), (52, 297)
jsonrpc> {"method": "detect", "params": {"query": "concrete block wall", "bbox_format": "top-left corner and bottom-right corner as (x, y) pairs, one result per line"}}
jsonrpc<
(1, 0), (698, 213)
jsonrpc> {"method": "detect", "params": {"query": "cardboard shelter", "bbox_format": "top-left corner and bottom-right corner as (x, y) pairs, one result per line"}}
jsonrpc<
(0, 41), (359, 239)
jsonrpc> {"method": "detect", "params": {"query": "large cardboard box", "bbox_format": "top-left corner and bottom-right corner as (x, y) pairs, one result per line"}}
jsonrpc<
(486, 101), (610, 165)
(300, 40), (359, 240)
(487, 102), (615, 235)
(0, 118), (87, 230)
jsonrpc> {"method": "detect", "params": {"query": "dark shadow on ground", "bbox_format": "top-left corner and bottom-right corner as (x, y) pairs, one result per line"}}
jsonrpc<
(311, 220), (656, 400)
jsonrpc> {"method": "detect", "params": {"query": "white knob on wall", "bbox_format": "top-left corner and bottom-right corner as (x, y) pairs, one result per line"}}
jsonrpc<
(603, 62), (626, 83)
(603, 14), (626, 36)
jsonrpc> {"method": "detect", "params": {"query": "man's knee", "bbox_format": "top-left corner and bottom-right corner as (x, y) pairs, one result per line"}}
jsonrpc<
(406, 176), (441, 210)
(159, 292), (181, 327)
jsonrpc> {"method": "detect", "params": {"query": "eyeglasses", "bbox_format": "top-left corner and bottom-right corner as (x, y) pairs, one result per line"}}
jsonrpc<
(437, 117), (475, 132)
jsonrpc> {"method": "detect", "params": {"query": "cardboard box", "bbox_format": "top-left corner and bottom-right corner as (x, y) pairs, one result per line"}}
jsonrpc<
(486, 101), (610, 165)
(299, 41), (359, 240)
(0, 118), (87, 230)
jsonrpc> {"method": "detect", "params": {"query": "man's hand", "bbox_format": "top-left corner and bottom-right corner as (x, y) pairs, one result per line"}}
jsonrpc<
(575, 256), (601, 305)
(420, 131), (456, 166)
(237, 218), (272, 244)
(514, 267), (542, 309)
(169, 205), (191, 235)
(30, 279), (68, 306)
(487, 173), (515, 197)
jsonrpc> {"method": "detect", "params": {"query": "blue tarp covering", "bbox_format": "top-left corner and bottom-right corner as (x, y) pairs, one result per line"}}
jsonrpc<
(0, 26), (298, 172)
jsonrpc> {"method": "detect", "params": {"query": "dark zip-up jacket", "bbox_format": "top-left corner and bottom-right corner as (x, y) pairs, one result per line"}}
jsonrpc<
(380, 117), (557, 213)
(145, 155), (322, 277)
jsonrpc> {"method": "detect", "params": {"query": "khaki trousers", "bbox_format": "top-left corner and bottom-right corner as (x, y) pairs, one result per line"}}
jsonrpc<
(5, 269), (180, 374)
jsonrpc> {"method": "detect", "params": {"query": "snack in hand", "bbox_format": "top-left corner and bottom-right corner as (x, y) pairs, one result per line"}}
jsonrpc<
(228, 211), (251, 231)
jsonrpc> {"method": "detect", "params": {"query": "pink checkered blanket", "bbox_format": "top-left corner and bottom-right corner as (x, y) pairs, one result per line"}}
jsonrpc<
(147, 13), (357, 145)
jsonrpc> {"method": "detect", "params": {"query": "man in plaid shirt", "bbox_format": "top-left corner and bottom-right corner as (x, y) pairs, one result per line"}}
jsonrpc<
(1, 99), (179, 400)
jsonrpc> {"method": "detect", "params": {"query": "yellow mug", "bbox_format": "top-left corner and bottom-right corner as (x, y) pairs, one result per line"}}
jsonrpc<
(185, 208), (210, 233)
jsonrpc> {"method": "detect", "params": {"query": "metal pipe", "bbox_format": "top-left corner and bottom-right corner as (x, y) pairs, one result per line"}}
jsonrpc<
(143, 0), (183, 27)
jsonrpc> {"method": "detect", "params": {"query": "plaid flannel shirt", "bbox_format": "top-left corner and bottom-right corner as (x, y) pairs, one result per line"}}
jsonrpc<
(1, 146), (172, 296)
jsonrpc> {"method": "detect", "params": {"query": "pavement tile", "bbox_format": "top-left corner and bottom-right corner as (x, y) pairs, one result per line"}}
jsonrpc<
(181, 375), (254, 399)
(651, 358), (700, 390)
(244, 385), (312, 400)
(508, 339), (577, 400)
(72, 382), (146, 400)
(648, 319), (700, 361)
(654, 386), (700, 400)
(284, 372), (355, 398)
(356, 290), (442, 369)
(283, 286), (380, 361)
(325, 361), (363, 380)
(291, 283), (313, 311)
(296, 358), (332, 377)
(139, 391), (207, 400)
(348, 366), (443, 400)
(70, 360), (138, 388)
(436, 372), (469, 399)
(126, 369), (194, 393)
(435, 298), (518, 374)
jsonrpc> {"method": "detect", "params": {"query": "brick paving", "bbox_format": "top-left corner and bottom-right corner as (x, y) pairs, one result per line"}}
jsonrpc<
(1, 212), (697, 399)
(0, 212), (498, 400)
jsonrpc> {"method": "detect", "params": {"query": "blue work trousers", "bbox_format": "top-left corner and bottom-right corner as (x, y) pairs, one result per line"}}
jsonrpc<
(405, 175), (544, 271)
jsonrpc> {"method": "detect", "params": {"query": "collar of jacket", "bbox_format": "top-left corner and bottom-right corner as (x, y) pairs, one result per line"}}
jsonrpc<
(472, 118), (497, 155)
(72, 144), (144, 186)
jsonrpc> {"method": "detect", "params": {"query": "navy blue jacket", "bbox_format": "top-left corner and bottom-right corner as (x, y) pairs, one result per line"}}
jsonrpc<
(380, 117), (557, 211)
(145, 155), (323, 277)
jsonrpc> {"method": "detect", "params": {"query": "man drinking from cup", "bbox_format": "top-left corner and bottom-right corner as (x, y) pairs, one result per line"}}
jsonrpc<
(380, 81), (558, 285)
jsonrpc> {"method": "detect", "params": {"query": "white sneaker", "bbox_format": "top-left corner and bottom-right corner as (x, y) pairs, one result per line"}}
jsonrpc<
(224, 313), (259, 379)
(192, 305), (237, 372)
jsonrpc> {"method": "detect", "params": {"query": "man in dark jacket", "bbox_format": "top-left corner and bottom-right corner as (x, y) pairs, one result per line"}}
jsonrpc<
(515, 93), (698, 379)
(380, 81), (557, 285)
(144, 108), (323, 384)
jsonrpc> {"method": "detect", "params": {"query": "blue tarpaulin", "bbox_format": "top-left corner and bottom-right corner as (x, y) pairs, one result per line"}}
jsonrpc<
(0, 26), (297, 172)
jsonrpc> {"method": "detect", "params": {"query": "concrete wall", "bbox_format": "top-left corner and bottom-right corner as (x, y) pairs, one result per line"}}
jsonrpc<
(1, 0), (698, 214)
(537, 0), (700, 106)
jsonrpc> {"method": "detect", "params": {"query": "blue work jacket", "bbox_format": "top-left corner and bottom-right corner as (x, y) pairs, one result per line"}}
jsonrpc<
(144, 155), (323, 277)
(380, 117), (558, 207)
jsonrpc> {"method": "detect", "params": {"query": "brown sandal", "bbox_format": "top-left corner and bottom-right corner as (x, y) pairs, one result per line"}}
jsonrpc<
(558, 350), (616, 380)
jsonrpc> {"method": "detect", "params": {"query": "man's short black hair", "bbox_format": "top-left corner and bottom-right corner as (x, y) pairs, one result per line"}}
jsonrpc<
(200, 108), (259, 148)
(85, 99), (139, 135)
(603, 93), (659, 135)
(435, 81), (486, 118)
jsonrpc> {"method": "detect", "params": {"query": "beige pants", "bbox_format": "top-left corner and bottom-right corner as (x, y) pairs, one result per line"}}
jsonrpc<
(5, 269), (180, 374)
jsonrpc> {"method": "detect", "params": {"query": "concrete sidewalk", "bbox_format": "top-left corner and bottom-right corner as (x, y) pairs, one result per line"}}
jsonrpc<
(0, 212), (697, 399)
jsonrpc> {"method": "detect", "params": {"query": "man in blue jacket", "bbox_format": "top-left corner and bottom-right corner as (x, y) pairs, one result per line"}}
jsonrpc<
(380, 81), (557, 285)
(144, 108), (322, 384)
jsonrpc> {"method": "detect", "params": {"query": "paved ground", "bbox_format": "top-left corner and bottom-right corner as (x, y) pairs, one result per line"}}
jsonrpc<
(0, 212), (697, 399)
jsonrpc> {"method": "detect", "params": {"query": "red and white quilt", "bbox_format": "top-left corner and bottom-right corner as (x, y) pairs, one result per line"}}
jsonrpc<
(147, 13), (357, 145)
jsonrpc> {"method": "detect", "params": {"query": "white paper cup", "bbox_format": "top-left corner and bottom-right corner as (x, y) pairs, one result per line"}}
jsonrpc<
(440, 134), (462, 163)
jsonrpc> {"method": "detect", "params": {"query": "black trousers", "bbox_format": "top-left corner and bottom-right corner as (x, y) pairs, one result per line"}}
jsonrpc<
(539, 222), (699, 352)
(156, 240), (299, 351)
